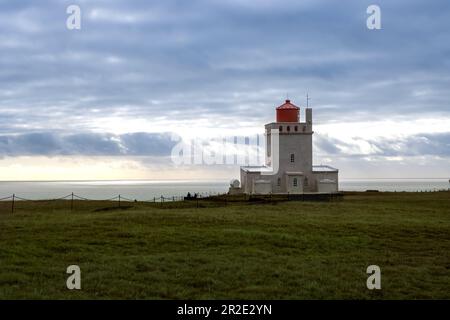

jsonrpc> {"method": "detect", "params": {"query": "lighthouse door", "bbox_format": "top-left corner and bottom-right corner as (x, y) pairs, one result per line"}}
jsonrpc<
(286, 175), (303, 194)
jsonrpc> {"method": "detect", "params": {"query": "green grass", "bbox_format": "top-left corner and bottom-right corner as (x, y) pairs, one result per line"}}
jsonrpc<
(0, 192), (449, 299)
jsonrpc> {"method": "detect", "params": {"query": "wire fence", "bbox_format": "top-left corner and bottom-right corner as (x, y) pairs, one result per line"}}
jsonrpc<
(6, 188), (447, 214)
(0, 191), (349, 214)
(0, 191), (234, 214)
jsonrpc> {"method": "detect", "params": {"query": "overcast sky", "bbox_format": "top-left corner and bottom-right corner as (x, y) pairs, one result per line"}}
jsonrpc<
(0, 0), (449, 180)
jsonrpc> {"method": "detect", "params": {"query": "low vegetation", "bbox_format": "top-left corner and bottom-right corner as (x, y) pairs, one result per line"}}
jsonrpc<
(0, 192), (449, 299)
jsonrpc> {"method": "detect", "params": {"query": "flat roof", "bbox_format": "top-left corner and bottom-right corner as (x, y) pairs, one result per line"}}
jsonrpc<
(240, 166), (274, 173)
(313, 165), (338, 172)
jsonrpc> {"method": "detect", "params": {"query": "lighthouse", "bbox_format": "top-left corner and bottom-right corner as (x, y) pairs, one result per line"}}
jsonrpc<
(231, 99), (339, 194)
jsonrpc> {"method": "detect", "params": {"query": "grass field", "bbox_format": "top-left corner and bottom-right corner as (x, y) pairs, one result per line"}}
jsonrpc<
(0, 192), (449, 299)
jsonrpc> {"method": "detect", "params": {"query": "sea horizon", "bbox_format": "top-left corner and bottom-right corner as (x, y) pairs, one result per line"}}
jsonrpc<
(0, 177), (448, 182)
(0, 178), (448, 201)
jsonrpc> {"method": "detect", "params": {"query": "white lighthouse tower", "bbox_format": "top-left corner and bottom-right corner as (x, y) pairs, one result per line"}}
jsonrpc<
(231, 99), (339, 194)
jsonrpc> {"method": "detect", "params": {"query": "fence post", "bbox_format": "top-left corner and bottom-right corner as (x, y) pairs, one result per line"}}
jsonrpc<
(11, 194), (15, 214)
(71, 192), (74, 211)
(161, 195), (163, 207)
(118, 195), (121, 207)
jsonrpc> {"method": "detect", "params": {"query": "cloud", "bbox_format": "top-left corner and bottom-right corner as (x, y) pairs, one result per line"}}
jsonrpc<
(315, 132), (450, 158)
(0, 132), (177, 156)
(314, 134), (347, 155)
(1, 129), (448, 161)
(370, 133), (450, 157)
(1, 0), (450, 135)
(0, 0), (449, 177)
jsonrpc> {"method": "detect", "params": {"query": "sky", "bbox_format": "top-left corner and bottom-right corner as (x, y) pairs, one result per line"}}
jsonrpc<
(0, 0), (449, 180)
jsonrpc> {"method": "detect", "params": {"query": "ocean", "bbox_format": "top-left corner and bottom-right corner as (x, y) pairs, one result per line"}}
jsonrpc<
(0, 179), (448, 201)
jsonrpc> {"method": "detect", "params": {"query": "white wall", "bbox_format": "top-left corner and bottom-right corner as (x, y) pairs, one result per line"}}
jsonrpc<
(253, 180), (272, 194)
(317, 182), (338, 193)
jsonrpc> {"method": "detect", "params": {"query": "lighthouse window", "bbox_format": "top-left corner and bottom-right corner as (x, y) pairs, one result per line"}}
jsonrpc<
(287, 126), (290, 132)
(290, 153), (295, 163)
(293, 178), (298, 187)
(279, 126), (283, 132)
(277, 178), (281, 186)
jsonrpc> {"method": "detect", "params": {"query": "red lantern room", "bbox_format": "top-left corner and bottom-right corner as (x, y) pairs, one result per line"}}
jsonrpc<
(276, 99), (300, 122)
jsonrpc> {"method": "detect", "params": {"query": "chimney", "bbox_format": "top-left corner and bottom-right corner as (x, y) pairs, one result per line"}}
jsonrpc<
(305, 108), (312, 125)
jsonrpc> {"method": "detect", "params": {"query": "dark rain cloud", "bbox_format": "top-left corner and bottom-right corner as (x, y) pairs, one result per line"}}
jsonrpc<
(0, 132), (177, 156)
(0, 130), (448, 159)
